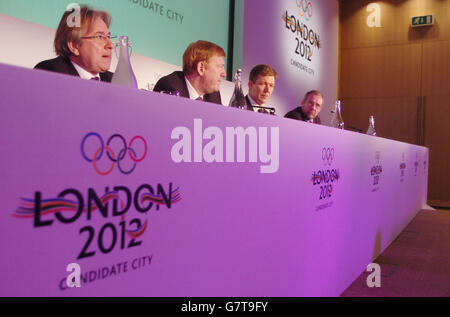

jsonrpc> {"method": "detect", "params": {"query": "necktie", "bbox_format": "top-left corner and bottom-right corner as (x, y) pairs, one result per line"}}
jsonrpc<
(196, 96), (203, 101)
(90, 77), (99, 81)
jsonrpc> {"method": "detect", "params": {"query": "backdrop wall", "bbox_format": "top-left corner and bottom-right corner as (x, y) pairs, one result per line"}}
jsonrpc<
(242, 0), (339, 122)
(0, 0), (230, 67)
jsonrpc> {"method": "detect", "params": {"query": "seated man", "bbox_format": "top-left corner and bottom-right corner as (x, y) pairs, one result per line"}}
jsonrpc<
(284, 90), (323, 124)
(34, 5), (114, 82)
(245, 64), (277, 114)
(153, 40), (226, 104)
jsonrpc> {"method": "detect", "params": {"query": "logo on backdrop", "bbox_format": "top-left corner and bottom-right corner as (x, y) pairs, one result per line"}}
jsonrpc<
(13, 184), (181, 249)
(13, 131), (181, 290)
(414, 153), (419, 176)
(81, 132), (148, 175)
(282, 0), (321, 76)
(297, 0), (313, 21)
(311, 147), (340, 211)
(13, 183), (181, 289)
(370, 151), (383, 192)
(322, 147), (334, 166)
(399, 152), (406, 182)
(128, 1), (184, 24)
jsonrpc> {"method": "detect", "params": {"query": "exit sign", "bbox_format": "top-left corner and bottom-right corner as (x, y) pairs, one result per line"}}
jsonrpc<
(411, 15), (434, 27)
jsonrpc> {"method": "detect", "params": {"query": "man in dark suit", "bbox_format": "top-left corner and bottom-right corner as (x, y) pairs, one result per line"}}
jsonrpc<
(245, 64), (277, 114)
(284, 90), (323, 124)
(34, 5), (114, 82)
(153, 40), (226, 105)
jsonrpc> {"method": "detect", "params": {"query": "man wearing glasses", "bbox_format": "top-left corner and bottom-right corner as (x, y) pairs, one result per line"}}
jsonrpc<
(34, 5), (115, 82)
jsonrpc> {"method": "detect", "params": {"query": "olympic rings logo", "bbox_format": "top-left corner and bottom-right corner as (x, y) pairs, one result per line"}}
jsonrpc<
(322, 147), (334, 166)
(81, 132), (148, 175)
(297, 0), (313, 20)
(375, 151), (381, 164)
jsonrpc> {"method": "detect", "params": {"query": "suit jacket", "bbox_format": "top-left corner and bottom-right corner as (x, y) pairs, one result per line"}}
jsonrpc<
(34, 56), (113, 82)
(153, 71), (222, 105)
(284, 106), (321, 124)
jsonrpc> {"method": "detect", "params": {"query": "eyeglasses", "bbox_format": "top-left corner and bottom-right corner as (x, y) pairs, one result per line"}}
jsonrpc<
(81, 34), (117, 44)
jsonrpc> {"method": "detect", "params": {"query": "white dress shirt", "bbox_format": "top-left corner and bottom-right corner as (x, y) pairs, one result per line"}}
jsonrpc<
(185, 76), (203, 100)
(248, 95), (268, 113)
(71, 62), (100, 80)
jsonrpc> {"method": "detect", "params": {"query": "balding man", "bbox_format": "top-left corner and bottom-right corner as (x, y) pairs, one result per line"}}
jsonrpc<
(285, 90), (323, 124)
(35, 5), (115, 82)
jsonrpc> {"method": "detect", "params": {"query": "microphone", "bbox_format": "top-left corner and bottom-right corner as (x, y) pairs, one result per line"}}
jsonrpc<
(252, 105), (276, 115)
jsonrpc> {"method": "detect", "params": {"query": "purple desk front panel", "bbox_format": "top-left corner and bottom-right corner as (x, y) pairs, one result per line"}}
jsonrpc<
(0, 63), (428, 296)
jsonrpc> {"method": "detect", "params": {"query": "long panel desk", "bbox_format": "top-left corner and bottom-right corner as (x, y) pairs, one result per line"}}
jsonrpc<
(0, 63), (428, 296)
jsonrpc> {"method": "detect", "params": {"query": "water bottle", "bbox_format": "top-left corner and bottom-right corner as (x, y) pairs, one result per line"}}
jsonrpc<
(330, 100), (345, 129)
(111, 36), (138, 88)
(228, 69), (246, 109)
(366, 115), (377, 136)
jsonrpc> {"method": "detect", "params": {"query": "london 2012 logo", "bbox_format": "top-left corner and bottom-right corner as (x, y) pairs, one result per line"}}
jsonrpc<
(282, 0), (321, 76)
(414, 153), (419, 176)
(370, 151), (383, 192)
(81, 132), (148, 175)
(11, 130), (182, 291)
(399, 152), (406, 182)
(311, 147), (340, 211)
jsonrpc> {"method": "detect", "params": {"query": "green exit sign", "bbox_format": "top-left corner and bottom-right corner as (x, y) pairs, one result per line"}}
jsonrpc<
(411, 15), (434, 27)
